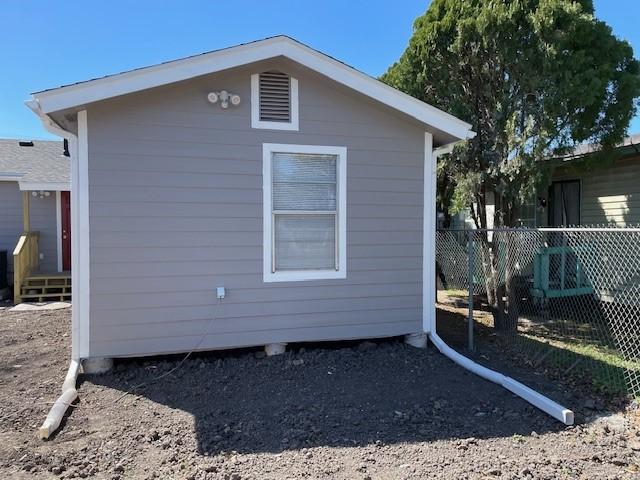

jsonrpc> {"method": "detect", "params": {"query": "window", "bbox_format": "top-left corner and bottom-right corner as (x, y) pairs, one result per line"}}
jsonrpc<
(263, 143), (347, 282)
(548, 180), (581, 226)
(251, 71), (299, 131)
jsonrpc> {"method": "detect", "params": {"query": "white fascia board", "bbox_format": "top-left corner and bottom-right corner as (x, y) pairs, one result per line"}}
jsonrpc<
(280, 41), (475, 141)
(19, 181), (70, 191)
(32, 37), (474, 141)
(34, 37), (286, 113)
(0, 173), (24, 181)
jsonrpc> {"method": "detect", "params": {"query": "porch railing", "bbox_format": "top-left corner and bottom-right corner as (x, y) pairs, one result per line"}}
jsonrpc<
(13, 231), (39, 304)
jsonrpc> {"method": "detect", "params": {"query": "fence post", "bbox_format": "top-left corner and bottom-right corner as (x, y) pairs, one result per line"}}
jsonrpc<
(467, 231), (475, 351)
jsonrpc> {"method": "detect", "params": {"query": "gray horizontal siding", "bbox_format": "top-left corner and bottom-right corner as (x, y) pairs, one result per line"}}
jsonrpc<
(0, 182), (59, 283)
(87, 58), (425, 357)
(90, 269), (421, 296)
(91, 321), (419, 358)
(0, 182), (23, 283)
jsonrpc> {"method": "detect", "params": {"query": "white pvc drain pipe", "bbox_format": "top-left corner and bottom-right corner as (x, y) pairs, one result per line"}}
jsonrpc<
(429, 333), (574, 425)
(39, 359), (80, 439)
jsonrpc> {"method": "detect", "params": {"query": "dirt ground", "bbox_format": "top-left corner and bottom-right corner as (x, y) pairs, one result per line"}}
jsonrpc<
(1, 307), (639, 479)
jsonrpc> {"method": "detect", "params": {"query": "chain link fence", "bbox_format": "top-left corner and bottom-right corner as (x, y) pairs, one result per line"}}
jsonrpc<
(435, 227), (640, 399)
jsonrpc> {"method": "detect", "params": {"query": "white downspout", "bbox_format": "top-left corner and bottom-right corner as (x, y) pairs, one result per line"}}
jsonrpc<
(428, 334), (574, 424)
(425, 135), (574, 426)
(26, 99), (81, 438)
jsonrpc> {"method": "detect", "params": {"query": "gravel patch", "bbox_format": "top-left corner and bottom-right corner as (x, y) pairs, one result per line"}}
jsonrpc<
(0, 307), (638, 479)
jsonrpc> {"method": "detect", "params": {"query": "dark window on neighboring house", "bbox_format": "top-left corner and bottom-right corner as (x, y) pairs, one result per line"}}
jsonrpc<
(548, 180), (580, 226)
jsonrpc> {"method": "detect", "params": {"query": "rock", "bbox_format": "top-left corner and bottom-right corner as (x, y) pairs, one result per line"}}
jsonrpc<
(629, 440), (640, 451)
(611, 458), (627, 466)
(292, 359), (304, 366)
(357, 341), (377, 352)
(583, 399), (596, 410)
(485, 468), (501, 476)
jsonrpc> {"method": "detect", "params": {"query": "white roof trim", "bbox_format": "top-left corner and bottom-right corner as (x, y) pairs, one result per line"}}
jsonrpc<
(0, 173), (24, 182)
(19, 181), (70, 192)
(30, 36), (474, 141)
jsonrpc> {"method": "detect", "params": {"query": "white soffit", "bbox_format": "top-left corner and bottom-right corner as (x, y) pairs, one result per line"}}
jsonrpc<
(30, 36), (474, 141)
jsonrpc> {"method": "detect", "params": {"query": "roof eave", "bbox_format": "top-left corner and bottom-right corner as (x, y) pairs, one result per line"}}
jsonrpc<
(19, 181), (70, 192)
(29, 36), (474, 141)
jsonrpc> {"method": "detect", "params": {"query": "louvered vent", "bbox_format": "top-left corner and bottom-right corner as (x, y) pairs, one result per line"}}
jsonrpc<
(259, 71), (291, 123)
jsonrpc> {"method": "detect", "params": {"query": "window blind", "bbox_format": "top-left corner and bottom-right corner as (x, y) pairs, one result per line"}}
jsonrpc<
(271, 152), (338, 271)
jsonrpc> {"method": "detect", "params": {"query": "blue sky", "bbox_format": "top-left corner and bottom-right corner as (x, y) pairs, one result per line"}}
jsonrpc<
(1, 0), (638, 140)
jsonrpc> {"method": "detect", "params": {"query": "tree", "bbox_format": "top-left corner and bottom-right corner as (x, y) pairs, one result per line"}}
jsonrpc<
(382, 0), (640, 329)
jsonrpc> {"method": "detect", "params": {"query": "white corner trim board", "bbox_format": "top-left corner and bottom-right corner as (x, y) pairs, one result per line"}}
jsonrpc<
(75, 110), (90, 360)
(251, 74), (299, 131)
(30, 36), (474, 141)
(422, 132), (435, 333)
(262, 142), (347, 283)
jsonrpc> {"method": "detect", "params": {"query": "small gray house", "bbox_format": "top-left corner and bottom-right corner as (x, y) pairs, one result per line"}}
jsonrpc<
(0, 139), (70, 302)
(27, 36), (474, 362)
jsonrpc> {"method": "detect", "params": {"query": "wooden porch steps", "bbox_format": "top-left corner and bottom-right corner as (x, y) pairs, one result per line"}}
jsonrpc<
(20, 272), (71, 302)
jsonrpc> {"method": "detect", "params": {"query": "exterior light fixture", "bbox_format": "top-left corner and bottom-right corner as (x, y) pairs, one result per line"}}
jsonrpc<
(207, 90), (241, 109)
(31, 190), (51, 199)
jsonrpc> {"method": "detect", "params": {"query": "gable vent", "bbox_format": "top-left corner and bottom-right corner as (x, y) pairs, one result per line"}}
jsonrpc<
(259, 71), (291, 123)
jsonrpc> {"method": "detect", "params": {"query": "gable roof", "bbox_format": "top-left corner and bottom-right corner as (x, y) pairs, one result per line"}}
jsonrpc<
(29, 36), (475, 143)
(0, 139), (69, 190)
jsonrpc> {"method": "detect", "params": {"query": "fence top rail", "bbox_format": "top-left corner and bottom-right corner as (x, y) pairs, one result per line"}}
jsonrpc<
(437, 227), (640, 233)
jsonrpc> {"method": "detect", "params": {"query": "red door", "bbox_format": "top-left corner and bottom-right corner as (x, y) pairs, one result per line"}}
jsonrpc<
(61, 191), (71, 271)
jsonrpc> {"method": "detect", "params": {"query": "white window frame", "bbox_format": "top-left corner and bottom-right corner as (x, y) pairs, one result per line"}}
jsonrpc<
(263, 143), (347, 282)
(251, 73), (299, 131)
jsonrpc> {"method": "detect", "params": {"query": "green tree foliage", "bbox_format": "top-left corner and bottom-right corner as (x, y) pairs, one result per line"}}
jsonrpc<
(382, 0), (640, 228)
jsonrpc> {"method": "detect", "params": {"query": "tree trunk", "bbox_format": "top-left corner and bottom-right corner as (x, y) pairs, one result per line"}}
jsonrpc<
(492, 207), (519, 333)
(474, 193), (521, 333)
(473, 193), (503, 327)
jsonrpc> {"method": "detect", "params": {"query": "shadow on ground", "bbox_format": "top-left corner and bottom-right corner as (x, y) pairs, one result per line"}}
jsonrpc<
(86, 331), (568, 456)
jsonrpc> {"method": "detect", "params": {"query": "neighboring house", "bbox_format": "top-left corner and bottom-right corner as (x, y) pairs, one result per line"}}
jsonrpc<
(541, 133), (640, 227)
(0, 140), (71, 301)
(440, 134), (640, 229)
(27, 36), (474, 362)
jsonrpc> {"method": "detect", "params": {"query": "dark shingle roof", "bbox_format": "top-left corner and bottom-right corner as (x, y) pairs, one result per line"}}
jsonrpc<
(0, 139), (69, 185)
